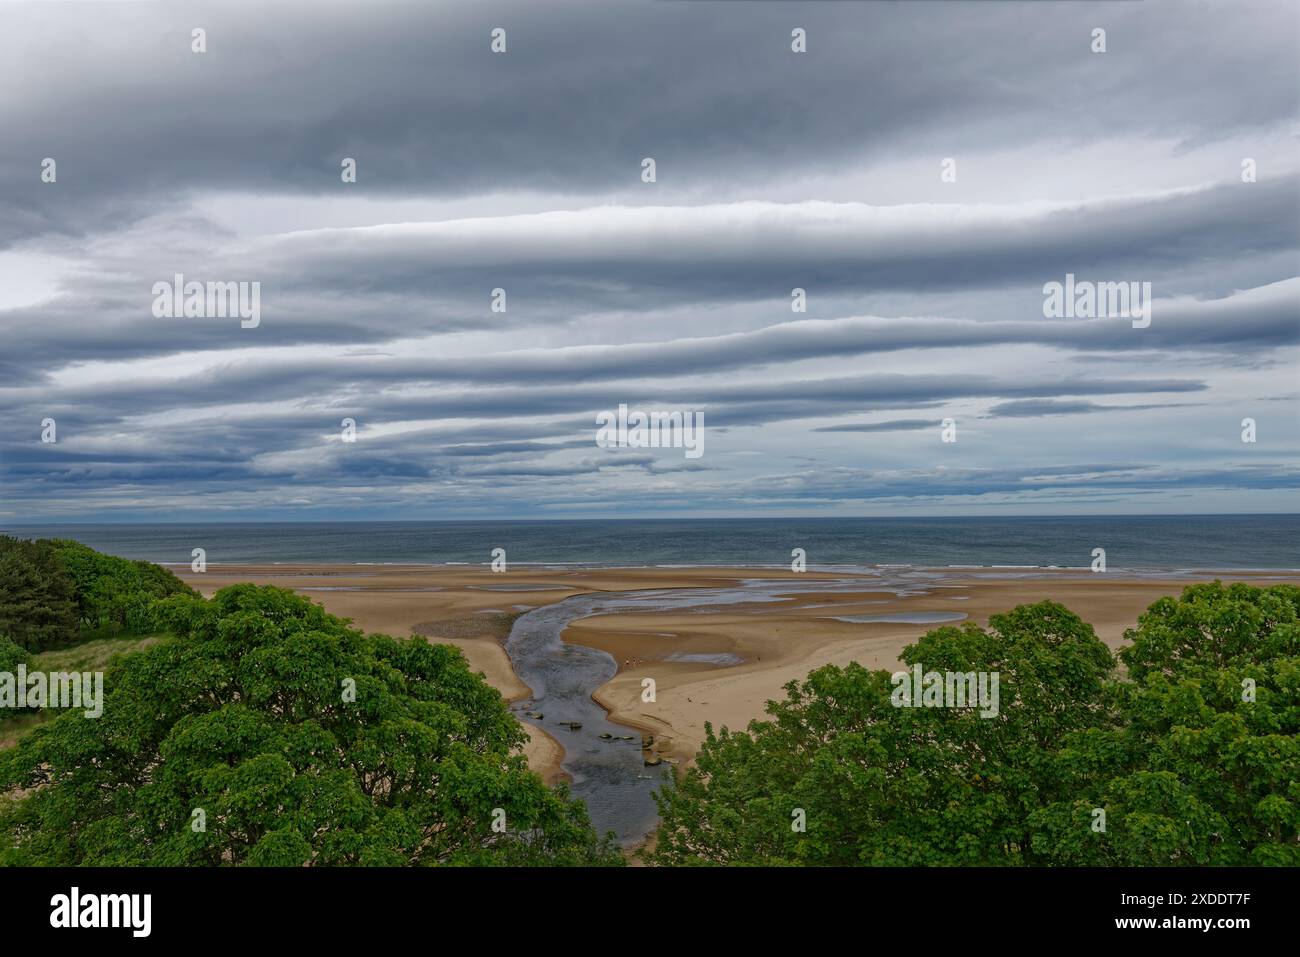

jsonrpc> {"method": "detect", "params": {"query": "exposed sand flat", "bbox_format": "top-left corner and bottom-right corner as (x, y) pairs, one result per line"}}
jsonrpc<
(176, 564), (1300, 780)
(571, 575), (1288, 763)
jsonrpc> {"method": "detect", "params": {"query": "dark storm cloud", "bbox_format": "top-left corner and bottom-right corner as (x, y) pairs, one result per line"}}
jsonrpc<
(249, 179), (1299, 297)
(1, 0), (1296, 519)
(2, 185), (1295, 388)
(814, 420), (937, 434)
(0, 369), (1207, 442)
(688, 463), (1300, 515)
(2, 0), (1296, 247)
(984, 399), (1195, 418)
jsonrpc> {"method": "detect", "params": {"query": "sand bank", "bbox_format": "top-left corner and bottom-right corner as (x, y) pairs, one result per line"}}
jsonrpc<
(176, 564), (1299, 779)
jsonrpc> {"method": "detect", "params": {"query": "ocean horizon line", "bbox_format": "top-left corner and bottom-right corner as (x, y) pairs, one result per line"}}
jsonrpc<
(5, 512), (1299, 528)
(5, 515), (1296, 571)
(145, 560), (1300, 575)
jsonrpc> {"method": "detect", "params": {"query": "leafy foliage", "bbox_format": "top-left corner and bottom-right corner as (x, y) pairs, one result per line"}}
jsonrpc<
(0, 536), (78, 652)
(0, 584), (621, 866)
(0, 637), (38, 723)
(46, 538), (195, 635)
(651, 587), (1299, 867)
(1029, 582), (1299, 865)
(0, 536), (193, 651)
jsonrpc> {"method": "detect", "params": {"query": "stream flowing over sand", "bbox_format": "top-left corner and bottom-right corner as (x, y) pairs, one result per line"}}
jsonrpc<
(503, 576), (936, 845)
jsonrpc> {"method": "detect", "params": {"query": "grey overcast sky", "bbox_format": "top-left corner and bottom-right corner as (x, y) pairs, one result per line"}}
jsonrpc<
(0, 0), (1297, 520)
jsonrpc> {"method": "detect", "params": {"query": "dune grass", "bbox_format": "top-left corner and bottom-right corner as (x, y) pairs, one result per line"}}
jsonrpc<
(0, 633), (168, 750)
(30, 633), (166, 673)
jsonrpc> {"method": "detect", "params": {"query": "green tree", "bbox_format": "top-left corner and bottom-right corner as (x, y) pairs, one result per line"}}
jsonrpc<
(0, 536), (78, 652)
(1030, 582), (1299, 865)
(650, 601), (1114, 865)
(0, 584), (620, 867)
(652, 586), (1297, 867)
(45, 539), (195, 635)
(0, 637), (38, 722)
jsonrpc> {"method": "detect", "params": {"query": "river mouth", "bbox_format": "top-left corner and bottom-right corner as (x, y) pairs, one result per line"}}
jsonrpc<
(505, 595), (667, 847)
(501, 574), (936, 847)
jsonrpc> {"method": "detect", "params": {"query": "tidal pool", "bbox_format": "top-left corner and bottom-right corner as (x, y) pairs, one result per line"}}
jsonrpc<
(828, 611), (968, 625)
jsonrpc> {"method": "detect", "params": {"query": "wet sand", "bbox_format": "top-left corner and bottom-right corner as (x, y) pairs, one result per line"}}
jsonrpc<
(175, 564), (1300, 785)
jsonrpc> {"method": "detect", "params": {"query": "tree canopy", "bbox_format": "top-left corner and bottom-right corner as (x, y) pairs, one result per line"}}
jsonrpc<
(0, 584), (620, 866)
(650, 585), (1299, 866)
(0, 536), (194, 652)
(1030, 582), (1299, 866)
(46, 538), (195, 635)
(0, 536), (78, 652)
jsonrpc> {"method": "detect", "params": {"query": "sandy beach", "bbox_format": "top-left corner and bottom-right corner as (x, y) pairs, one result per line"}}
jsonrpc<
(173, 563), (1300, 785)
